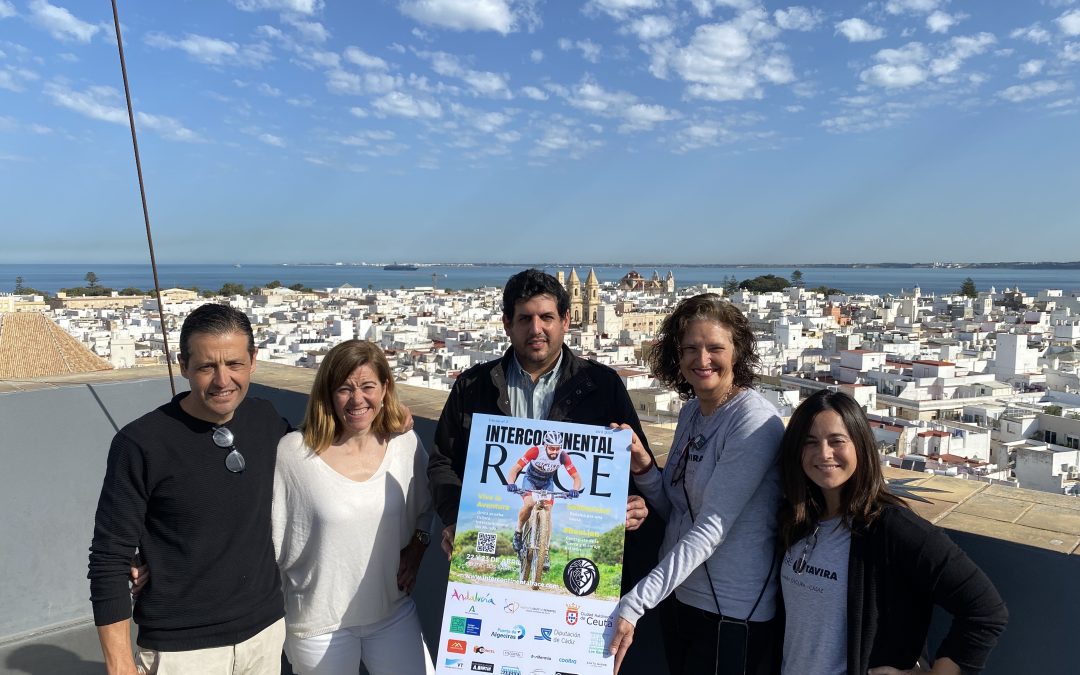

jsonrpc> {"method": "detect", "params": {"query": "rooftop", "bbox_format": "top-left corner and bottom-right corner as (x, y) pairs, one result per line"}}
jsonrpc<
(0, 312), (112, 380)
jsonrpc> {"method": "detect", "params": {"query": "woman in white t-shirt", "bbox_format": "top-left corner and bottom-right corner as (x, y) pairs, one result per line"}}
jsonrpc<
(777, 390), (1006, 675)
(272, 340), (434, 675)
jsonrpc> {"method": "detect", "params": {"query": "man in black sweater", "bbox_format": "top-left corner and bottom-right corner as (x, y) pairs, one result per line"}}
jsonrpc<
(89, 304), (288, 675)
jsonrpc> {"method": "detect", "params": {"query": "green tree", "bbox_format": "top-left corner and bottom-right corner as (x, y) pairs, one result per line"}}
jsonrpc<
(959, 277), (977, 298)
(15, 276), (24, 293)
(1045, 405), (1063, 417)
(219, 282), (246, 296)
(791, 269), (804, 287)
(809, 285), (845, 296)
(266, 279), (282, 289)
(723, 275), (740, 294)
(119, 287), (144, 296)
(85, 271), (100, 289)
(739, 274), (789, 293)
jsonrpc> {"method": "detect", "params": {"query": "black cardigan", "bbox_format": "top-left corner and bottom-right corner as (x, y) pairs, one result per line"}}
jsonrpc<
(845, 505), (1008, 674)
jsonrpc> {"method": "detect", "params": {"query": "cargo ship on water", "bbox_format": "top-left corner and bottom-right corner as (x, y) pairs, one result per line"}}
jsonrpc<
(383, 263), (419, 271)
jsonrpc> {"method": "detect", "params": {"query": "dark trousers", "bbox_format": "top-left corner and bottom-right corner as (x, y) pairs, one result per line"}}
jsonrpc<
(662, 599), (780, 675)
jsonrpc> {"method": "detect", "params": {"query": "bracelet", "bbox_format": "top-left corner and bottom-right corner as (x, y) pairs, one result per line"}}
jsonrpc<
(631, 459), (656, 476)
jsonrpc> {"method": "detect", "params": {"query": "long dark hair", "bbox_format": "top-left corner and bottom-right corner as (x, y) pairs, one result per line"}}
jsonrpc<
(778, 390), (907, 549)
(646, 293), (759, 399)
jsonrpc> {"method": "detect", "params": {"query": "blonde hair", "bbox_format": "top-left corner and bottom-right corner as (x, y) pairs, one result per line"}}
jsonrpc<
(302, 340), (406, 453)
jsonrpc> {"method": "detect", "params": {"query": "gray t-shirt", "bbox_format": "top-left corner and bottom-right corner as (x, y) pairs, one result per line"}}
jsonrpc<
(781, 518), (850, 675)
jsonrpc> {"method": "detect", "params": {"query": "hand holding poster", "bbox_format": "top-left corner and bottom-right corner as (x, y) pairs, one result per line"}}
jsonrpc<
(435, 414), (631, 675)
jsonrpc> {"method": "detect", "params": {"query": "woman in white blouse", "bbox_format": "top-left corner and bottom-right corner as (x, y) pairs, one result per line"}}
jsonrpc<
(273, 340), (434, 675)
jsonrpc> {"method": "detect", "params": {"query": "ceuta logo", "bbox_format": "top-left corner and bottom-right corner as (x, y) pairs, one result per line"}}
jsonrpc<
(565, 603), (580, 625)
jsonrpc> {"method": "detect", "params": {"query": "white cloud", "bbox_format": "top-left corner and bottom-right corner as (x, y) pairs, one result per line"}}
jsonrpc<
(145, 32), (273, 67)
(998, 80), (1065, 102)
(399, 0), (518, 34)
(28, 1), (99, 43)
(619, 102), (679, 132)
(926, 11), (958, 34)
(530, 49), (544, 63)
(563, 77), (678, 132)
(44, 81), (202, 142)
(835, 18), (885, 42)
(664, 10), (795, 102)
(774, 7), (823, 32)
(343, 47), (388, 70)
(0, 1), (15, 20)
(325, 69), (401, 95)
(421, 50), (512, 98)
(559, 38), (603, 63)
(282, 15), (330, 43)
(1064, 42), (1080, 62)
(521, 85), (548, 100)
(1057, 9), (1080, 36)
(821, 101), (913, 134)
(929, 33), (995, 77)
(1010, 24), (1051, 45)
(690, 1), (757, 18)
(1019, 59), (1045, 77)
(625, 15), (675, 41)
(885, 0), (939, 15)
(860, 42), (929, 89)
(231, 0), (323, 14)
(372, 91), (443, 118)
(258, 132), (285, 146)
(0, 64), (36, 92)
(673, 120), (738, 151)
(586, 0), (658, 20)
(257, 82), (281, 96)
(531, 118), (602, 159)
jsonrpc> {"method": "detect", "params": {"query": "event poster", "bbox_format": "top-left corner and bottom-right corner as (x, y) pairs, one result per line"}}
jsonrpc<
(434, 414), (631, 675)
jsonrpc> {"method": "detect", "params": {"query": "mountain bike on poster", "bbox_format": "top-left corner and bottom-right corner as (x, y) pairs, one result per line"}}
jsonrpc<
(505, 430), (583, 590)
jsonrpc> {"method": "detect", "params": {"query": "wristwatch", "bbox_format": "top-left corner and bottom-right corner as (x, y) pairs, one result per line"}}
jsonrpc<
(413, 530), (431, 546)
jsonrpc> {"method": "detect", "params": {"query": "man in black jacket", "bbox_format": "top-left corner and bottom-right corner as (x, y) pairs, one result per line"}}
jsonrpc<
(427, 268), (663, 593)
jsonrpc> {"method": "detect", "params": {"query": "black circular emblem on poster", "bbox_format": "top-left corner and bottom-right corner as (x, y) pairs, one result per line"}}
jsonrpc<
(563, 557), (600, 596)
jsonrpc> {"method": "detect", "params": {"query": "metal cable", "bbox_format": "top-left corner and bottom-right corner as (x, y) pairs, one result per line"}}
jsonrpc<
(109, 0), (176, 396)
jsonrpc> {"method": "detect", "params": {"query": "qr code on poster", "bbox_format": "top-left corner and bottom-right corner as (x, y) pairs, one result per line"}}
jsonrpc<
(475, 532), (497, 554)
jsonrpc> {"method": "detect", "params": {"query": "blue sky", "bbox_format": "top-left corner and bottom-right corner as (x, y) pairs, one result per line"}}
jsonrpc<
(1, 0), (1078, 264)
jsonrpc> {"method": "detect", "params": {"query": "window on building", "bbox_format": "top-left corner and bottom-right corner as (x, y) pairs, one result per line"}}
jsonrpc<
(1044, 430), (1058, 444)
(1066, 435), (1080, 450)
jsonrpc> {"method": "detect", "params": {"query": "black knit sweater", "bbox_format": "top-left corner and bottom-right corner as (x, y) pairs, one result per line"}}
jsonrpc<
(88, 394), (288, 650)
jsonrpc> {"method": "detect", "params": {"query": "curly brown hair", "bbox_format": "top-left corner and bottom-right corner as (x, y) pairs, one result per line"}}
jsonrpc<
(646, 293), (760, 399)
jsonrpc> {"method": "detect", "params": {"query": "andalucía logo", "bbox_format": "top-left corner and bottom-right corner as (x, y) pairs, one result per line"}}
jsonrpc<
(452, 588), (497, 605)
(564, 603), (579, 626)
